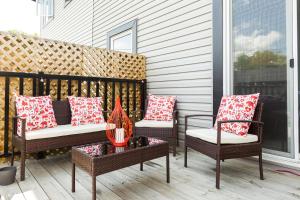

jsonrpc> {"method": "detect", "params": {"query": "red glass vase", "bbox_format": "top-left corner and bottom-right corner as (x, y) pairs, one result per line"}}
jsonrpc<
(106, 96), (132, 147)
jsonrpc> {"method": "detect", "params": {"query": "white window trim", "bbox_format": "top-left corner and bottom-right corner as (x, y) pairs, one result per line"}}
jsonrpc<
(107, 19), (137, 53)
(223, 0), (232, 96)
(292, 0), (299, 161)
(223, 0), (300, 164)
(38, 0), (54, 27)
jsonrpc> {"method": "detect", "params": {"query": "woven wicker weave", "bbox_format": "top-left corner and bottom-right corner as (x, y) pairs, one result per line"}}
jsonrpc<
(11, 101), (109, 181)
(72, 139), (169, 200)
(133, 99), (178, 156)
(184, 102), (264, 189)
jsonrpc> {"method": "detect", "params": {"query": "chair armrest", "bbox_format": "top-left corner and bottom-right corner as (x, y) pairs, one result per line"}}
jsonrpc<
(216, 120), (264, 145)
(12, 116), (26, 139)
(131, 110), (145, 137)
(132, 110), (145, 123)
(185, 114), (216, 119)
(218, 120), (264, 126)
(172, 110), (179, 125)
(185, 114), (216, 132)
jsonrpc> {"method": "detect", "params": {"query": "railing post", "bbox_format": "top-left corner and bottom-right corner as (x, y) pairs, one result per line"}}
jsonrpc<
(3, 77), (10, 157)
(133, 82), (136, 115)
(141, 79), (147, 119)
(126, 81), (130, 116)
(112, 81), (115, 110)
(38, 71), (45, 96)
(37, 71), (47, 159)
(104, 81), (108, 115)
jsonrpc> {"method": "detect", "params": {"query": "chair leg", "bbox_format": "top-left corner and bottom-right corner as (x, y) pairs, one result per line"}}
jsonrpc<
(10, 145), (15, 166)
(216, 155), (221, 189)
(184, 146), (187, 168)
(20, 149), (25, 181)
(259, 152), (264, 180)
(140, 162), (143, 171)
(173, 144), (176, 157)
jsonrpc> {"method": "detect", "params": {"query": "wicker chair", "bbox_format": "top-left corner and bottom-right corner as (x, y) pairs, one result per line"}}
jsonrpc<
(184, 102), (264, 189)
(133, 99), (178, 156)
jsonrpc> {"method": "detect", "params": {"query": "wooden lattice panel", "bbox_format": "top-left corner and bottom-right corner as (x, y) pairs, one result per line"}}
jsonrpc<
(0, 32), (146, 159)
(0, 78), (5, 153)
(0, 31), (146, 78)
(0, 34), (39, 72)
(35, 39), (83, 75)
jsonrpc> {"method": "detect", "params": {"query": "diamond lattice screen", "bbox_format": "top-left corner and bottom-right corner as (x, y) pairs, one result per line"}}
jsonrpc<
(0, 32), (146, 158)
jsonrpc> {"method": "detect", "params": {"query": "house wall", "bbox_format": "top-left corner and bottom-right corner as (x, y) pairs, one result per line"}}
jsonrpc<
(41, 0), (93, 45)
(41, 0), (213, 146)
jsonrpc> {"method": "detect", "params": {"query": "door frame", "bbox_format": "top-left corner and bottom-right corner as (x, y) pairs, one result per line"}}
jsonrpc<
(222, 0), (299, 160)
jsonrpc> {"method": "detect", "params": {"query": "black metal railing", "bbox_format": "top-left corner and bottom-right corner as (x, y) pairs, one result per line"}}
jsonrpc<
(0, 71), (147, 157)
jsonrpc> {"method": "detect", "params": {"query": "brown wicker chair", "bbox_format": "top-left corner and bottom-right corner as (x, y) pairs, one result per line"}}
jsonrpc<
(184, 102), (264, 189)
(133, 99), (178, 156)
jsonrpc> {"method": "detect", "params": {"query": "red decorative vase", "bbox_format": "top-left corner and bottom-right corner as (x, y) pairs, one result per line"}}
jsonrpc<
(106, 96), (133, 147)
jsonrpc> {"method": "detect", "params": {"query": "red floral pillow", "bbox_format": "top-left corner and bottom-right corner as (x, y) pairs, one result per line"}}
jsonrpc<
(68, 96), (105, 126)
(15, 95), (57, 135)
(214, 93), (260, 136)
(144, 94), (176, 121)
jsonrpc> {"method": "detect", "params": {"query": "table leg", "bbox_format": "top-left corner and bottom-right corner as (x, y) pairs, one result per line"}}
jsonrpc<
(92, 175), (96, 200)
(166, 153), (170, 183)
(72, 163), (75, 192)
(140, 162), (143, 171)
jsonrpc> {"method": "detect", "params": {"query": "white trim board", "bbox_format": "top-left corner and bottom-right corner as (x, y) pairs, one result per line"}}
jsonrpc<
(260, 153), (300, 171)
(223, 0), (299, 161)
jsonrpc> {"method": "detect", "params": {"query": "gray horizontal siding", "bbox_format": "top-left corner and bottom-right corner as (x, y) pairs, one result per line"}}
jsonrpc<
(41, 0), (213, 146)
(41, 0), (93, 46)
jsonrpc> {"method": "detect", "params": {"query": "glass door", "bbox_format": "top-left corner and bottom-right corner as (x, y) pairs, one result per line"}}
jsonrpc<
(231, 0), (294, 157)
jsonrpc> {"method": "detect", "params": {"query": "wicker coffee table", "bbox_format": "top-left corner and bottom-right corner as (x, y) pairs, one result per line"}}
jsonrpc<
(71, 137), (170, 200)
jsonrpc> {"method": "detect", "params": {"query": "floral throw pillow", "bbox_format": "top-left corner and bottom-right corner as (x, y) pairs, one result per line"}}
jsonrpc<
(214, 93), (260, 136)
(15, 95), (58, 136)
(68, 96), (105, 126)
(144, 94), (176, 121)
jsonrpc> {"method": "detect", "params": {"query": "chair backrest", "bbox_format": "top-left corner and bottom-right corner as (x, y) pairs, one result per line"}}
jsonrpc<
(248, 102), (264, 135)
(52, 100), (71, 125)
(144, 97), (177, 118)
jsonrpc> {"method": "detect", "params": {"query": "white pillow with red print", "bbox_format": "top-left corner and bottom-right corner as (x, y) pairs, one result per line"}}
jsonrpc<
(15, 95), (58, 136)
(68, 96), (105, 126)
(144, 94), (176, 121)
(214, 93), (260, 136)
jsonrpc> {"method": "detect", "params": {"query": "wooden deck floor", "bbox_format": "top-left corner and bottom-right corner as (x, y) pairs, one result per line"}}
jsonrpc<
(1, 150), (300, 200)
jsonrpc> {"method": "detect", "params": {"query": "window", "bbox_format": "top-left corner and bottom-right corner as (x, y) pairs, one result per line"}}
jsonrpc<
(110, 29), (133, 53)
(107, 19), (137, 53)
(37, 0), (54, 26)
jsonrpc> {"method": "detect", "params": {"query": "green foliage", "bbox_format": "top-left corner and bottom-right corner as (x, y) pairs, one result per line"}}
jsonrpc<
(234, 50), (286, 70)
(7, 29), (39, 37)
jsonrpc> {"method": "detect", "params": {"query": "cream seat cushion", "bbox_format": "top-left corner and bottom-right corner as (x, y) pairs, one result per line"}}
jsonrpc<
(135, 120), (173, 128)
(25, 123), (115, 140)
(186, 128), (258, 144)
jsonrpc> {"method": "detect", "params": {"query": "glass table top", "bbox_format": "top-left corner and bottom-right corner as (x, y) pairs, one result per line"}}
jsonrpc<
(75, 137), (165, 157)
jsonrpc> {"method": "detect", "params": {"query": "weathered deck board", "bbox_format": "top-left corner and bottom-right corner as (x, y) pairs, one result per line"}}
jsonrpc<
(0, 177), (25, 200)
(1, 150), (300, 200)
(57, 157), (123, 200)
(39, 158), (91, 199)
(14, 162), (49, 200)
(26, 159), (74, 200)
